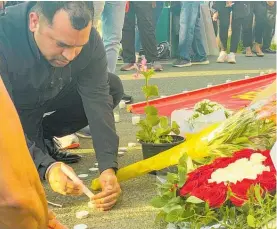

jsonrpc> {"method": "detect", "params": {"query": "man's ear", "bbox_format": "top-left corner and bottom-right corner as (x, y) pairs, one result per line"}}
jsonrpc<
(29, 12), (40, 32)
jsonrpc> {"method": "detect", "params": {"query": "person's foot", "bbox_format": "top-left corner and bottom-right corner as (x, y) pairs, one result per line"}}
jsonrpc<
(54, 134), (80, 149)
(227, 52), (236, 64)
(262, 48), (276, 54)
(76, 126), (91, 138)
(120, 63), (137, 71)
(245, 47), (254, 57)
(216, 51), (227, 63)
(191, 58), (210, 65)
(45, 139), (82, 164)
(253, 43), (264, 57)
(172, 59), (192, 67)
(122, 93), (133, 104)
(150, 61), (163, 71)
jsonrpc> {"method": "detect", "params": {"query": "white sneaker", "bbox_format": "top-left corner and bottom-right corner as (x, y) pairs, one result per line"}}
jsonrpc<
(54, 134), (80, 150)
(227, 52), (236, 64)
(216, 51), (227, 63)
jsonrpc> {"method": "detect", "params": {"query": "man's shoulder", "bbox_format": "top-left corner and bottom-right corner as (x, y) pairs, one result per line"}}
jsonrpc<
(0, 2), (35, 73)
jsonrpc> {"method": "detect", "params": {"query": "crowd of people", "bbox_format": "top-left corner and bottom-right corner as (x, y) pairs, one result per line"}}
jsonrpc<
(0, 1), (276, 228)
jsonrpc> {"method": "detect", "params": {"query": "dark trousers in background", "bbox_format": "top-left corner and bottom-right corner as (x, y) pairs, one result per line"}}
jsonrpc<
(122, 1), (158, 63)
(218, 7), (244, 53)
(243, 2), (267, 47)
(18, 72), (123, 152)
(263, 7), (276, 49)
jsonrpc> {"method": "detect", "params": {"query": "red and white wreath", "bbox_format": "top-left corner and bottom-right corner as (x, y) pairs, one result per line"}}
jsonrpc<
(180, 149), (276, 207)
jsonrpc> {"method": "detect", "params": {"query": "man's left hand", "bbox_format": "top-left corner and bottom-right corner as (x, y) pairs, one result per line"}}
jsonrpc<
(91, 169), (121, 211)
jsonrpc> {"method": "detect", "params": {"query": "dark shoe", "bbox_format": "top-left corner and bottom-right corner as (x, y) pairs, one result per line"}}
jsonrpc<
(172, 59), (192, 67)
(76, 126), (91, 138)
(120, 63), (136, 71)
(263, 48), (276, 54)
(122, 93), (133, 104)
(45, 139), (81, 164)
(150, 61), (163, 71)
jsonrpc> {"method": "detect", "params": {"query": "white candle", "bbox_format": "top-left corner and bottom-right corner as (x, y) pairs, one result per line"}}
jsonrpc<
(207, 83), (213, 88)
(245, 75), (250, 79)
(132, 115), (140, 125)
(226, 79), (232, 83)
(160, 95), (167, 98)
(114, 113), (120, 122)
(119, 101), (126, 109)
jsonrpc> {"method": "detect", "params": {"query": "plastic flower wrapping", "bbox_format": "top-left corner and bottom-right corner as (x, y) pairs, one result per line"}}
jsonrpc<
(91, 89), (276, 191)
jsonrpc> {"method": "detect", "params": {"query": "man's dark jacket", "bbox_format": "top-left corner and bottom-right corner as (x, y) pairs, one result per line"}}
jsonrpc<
(0, 2), (119, 178)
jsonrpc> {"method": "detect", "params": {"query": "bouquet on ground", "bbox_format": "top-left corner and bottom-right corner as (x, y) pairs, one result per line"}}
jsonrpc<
(152, 149), (276, 229)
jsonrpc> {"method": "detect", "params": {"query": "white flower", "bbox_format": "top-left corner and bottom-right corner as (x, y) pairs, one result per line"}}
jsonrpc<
(208, 153), (270, 184)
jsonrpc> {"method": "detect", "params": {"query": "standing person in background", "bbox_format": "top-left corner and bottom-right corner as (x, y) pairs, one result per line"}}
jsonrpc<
(135, 1), (164, 58)
(213, 1), (250, 64)
(262, 1), (276, 54)
(173, 1), (209, 67)
(242, 1), (267, 57)
(120, 1), (163, 72)
(93, 1), (132, 103)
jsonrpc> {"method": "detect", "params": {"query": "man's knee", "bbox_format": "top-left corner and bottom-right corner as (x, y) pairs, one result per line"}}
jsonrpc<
(108, 72), (124, 107)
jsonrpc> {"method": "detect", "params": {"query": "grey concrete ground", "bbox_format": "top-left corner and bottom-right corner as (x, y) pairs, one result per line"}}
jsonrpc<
(44, 54), (276, 229)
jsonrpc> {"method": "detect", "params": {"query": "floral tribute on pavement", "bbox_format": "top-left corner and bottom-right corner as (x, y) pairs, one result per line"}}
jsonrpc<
(151, 94), (276, 229)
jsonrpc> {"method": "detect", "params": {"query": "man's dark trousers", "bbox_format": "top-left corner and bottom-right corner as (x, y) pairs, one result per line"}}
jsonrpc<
(18, 72), (123, 154)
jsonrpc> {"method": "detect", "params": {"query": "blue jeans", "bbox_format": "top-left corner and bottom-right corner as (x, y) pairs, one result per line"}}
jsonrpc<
(178, 2), (207, 61)
(101, 1), (126, 73)
(135, 1), (164, 52)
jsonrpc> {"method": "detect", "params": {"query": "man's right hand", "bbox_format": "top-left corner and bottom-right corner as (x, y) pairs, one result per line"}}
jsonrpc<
(47, 163), (83, 196)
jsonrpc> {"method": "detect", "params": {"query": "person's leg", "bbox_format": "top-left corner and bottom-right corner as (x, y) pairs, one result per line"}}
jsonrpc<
(253, 2), (267, 56)
(242, 4), (254, 56)
(262, 6), (276, 52)
(173, 2), (199, 67)
(45, 72), (123, 138)
(191, 3), (208, 64)
(227, 16), (243, 64)
(218, 8), (230, 51)
(121, 2), (137, 67)
(216, 7), (230, 63)
(134, 2), (158, 63)
(17, 103), (81, 164)
(102, 1), (126, 74)
(93, 1), (105, 30)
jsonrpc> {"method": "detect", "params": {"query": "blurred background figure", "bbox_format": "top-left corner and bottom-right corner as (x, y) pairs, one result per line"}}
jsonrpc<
(242, 1), (267, 57)
(120, 1), (163, 72)
(213, 1), (250, 64)
(173, 1), (209, 67)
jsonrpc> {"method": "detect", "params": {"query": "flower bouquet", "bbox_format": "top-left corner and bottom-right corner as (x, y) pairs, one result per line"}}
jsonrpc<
(91, 89), (276, 191)
(151, 149), (276, 229)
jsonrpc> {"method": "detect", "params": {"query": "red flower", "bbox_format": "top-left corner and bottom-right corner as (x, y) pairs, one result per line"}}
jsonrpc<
(230, 179), (254, 206)
(180, 180), (199, 196)
(256, 171), (276, 191)
(191, 183), (227, 207)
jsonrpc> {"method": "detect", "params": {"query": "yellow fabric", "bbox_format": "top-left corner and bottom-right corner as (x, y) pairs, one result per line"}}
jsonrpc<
(91, 123), (220, 190)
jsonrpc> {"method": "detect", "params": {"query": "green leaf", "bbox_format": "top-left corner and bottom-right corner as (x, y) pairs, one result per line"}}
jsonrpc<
(155, 127), (172, 137)
(167, 173), (178, 183)
(177, 166), (187, 187)
(142, 85), (159, 98)
(145, 105), (158, 115)
(254, 185), (262, 204)
(150, 196), (169, 208)
(146, 114), (160, 127)
(186, 196), (204, 204)
(247, 214), (256, 228)
(160, 116), (169, 129)
(164, 204), (183, 213)
(165, 209), (183, 222)
(171, 121), (180, 135)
